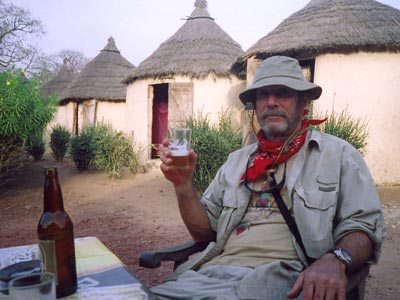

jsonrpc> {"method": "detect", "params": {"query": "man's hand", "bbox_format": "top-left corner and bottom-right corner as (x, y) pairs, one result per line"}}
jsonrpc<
(287, 253), (348, 300)
(159, 140), (197, 187)
(158, 140), (215, 242)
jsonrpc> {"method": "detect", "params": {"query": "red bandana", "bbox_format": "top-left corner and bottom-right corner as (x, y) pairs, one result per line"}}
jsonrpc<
(241, 112), (326, 182)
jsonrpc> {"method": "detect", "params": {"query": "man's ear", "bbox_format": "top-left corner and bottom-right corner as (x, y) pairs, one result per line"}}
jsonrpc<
(303, 97), (312, 109)
(298, 93), (311, 110)
(304, 98), (312, 108)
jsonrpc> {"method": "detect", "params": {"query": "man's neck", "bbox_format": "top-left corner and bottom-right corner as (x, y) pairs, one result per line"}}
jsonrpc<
(265, 135), (290, 144)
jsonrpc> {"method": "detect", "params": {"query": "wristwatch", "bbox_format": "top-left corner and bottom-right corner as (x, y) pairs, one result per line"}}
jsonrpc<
(328, 247), (352, 269)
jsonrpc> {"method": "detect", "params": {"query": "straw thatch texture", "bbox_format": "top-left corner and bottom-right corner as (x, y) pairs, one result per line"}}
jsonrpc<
(232, 0), (400, 76)
(41, 60), (75, 103)
(124, 1), (243, 83)
(60, 37), (135, 103)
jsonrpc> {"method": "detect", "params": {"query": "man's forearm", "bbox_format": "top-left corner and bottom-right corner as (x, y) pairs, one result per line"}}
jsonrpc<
(174, 179), (216, 242)
(335, 231), (373, 273)
(287, 231), (374, 299)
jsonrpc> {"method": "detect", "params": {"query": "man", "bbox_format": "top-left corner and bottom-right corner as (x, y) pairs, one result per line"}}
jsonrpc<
(154, 56), (385, 300)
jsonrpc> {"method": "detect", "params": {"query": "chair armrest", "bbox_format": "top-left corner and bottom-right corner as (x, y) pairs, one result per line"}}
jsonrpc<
(139, 240), (208, 269)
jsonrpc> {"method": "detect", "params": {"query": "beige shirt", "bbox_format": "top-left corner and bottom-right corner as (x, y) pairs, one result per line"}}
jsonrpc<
(202, 156), (299, 268)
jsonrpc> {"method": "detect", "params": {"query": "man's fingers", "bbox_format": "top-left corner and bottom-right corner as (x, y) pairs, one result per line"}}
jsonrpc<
(324, 287), (337, 300)
(300, 280), (315, 300)
(312, 284), (326, 300)
(286, 272), (304, 299)
(159, 161), (169, 172)
(162, 138), (169, 147)
(160, 152), (172, 164)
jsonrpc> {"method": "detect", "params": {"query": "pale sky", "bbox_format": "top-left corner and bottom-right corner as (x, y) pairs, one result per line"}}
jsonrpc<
(10, 0), (400, 66)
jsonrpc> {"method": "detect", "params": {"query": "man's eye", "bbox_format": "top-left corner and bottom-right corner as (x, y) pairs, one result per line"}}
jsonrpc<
(256, 91), (269, 99)
(262, 91), (270, 97)
(275, 89), (291, 98)
(256, 89), (294, 99)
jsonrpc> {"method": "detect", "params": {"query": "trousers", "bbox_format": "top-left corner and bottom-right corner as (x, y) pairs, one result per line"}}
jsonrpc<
(151, 260), (304, 300)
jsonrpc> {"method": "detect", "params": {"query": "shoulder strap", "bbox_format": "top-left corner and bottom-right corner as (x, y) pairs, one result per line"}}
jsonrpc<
(270, 173), (314, 265)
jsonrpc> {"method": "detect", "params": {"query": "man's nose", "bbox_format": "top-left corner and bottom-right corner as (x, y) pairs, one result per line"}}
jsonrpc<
(264, 94), (280, 106)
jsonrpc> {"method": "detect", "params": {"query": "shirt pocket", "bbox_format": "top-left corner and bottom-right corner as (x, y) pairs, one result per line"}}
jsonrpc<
(222, 187), (239, 208)
(316, 175), (338, 193)
(293, 182), (338, 257)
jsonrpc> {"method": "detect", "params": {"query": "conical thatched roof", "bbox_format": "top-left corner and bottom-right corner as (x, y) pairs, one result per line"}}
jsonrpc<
(124, 0), (243, 83)
(232, 0), (400, 76)
(42, 59), (75, 103)
(60, 37), (135, 103)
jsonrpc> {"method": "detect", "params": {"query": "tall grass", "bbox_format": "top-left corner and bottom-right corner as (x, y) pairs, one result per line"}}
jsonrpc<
(314, 107), (369, 155)
(92, 123), (140, 178)
(185, 111), (242, 193)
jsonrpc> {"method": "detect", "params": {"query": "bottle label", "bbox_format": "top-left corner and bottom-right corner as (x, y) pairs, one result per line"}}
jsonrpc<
(39, 240), (58, 283)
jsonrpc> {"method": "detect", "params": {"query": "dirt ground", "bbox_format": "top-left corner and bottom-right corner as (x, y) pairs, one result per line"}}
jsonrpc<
(0, 157), (399, 299)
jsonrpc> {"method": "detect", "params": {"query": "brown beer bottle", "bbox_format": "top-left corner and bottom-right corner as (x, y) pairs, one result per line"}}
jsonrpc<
(37, 167), (77, 298)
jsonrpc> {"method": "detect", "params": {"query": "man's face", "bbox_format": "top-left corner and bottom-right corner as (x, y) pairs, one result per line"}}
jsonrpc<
(255, 85), (309, 141)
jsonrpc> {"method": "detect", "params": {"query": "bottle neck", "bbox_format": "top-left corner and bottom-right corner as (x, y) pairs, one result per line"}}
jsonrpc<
(43, 168), (65, 212)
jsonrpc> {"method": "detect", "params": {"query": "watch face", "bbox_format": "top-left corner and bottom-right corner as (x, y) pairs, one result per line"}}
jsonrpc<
(341, 249), (352, 261)
(333, 248), (352, 266)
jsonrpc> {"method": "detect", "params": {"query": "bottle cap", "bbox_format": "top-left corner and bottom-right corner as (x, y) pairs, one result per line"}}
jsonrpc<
(44, 166), (58, 175)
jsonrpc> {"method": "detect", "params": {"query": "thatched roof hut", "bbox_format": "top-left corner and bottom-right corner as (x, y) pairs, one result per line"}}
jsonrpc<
(53, 37), (135, 134)
(42, 59), (75, 103)
(124, 0), (245, 162)
(124, 0), (243, 83)
(232, 0), (400, 185)
(232, 0), (400, 76)
(60, 37), (135, 103)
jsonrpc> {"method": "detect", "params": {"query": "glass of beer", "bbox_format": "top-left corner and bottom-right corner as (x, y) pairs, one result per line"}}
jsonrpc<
(168, 128), (191, 168)
(8, 272), (56, 300)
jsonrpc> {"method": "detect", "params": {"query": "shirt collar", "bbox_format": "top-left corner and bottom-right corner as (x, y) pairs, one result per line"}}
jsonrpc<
(306, 130), (323, 152)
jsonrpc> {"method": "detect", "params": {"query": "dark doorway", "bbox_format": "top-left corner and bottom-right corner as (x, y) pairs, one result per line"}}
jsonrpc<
(151, 83), (169, 158)
(73, 102), (79, 135)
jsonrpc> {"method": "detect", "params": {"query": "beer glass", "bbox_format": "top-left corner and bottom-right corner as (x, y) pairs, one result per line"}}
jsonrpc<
(168, 128), (191, 168)
(8, 272), (55, 300)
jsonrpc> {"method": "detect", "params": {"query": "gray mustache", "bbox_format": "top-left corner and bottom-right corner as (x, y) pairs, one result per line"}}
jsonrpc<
(258, 110), (288, 119)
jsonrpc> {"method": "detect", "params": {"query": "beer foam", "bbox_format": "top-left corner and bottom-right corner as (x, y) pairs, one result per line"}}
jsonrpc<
(170, 149), (189, 156)
(169, 140), (189, 156)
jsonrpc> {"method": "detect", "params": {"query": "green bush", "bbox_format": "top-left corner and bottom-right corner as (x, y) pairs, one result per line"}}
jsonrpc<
(0, 69), (56, 139)
(70, 123), (140, 178)
(0, 69), (56, 186)
(91, 123), (139, 179)
(26, 134), (46, 161)
(0, 135), (30, 186)
(186, 111), (242, 194)
(50, 125), (71, 161)
(314, 107), (369, 155)
(70, 126), (96, 171)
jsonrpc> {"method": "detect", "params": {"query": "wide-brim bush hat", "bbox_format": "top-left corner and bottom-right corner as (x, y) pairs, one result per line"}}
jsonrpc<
(239, 56), (322, 104)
